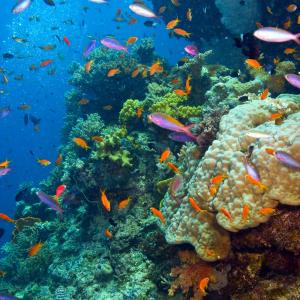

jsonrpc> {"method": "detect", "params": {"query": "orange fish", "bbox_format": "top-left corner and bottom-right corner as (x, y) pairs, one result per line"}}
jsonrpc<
(199, 277), (209, 295)
(92, 136), (104, 142)
(242, 204), (250, 221)
(40, 59), (53, 67)
(298, 15), (300, 24)
(245, 59), (261, 69)
(107, 68), (120, 77)
(63, 36), (71, 46)
(265, 148), (275, 155)
(136, 107), (143, 118)
(171, 0), (180, 7)
(173, 28), (191, 37)
(17, 103), (31, 110)
(287, 4), (297, 13)
(260, 88), (269, 100)
(271, 112), (284, 120)
(273, 57), (280, 65)
(101, 189), (111, 212)
(186, 8), (192, 21)
(185, 75), (192, 94)
(260, 207), (276, 215)
(127, 36), (138, 45)
(171, 78), (180, 84)
(189, 197), (202, 213)
(37, 159), (51, 166)
(150, 60), (163, 76)
(167, 162), (180, 174)
(284, 47), (296, 55)
(28, 241), (43, 257)
(245, 174), (267, 191)
(210, 174), (227, 185)
(55, 154), (63, 166)
(128, 18), (138, 25)
(150, 207), (166, 224)
(0, 213), (15, 223)
(118, 197), (131, 209)
(219, 207), (232, 221)
(166, 18), (180, 29)
(131, 68), (140, 78)
(159, 5), (166, 14)
(174, 89), (187, 96)
(209, 185), (217, 197)
(73, 137), (90, 150)
(78, 98), (89, 105)
(104, 228), (112, 238)
(0, 160), (11, 168)
(85, 60), (94, 73)
(283, 17), (292, 29)
(160, 148), (171, 163)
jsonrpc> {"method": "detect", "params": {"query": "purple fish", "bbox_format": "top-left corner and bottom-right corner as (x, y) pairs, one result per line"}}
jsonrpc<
(285, 74), (300, 89)
(0, 294), (18, 300)
(275, 151), (300, 169)
(171, 175), (184, 194)
(169, 132), (195, 142)
(100, 37), (128, 52)
(0, 106), (11, 119)
(36, 191), (63, 215)
(148, 112), (197, 140)
(83, 40), (96, 57)
(0, 168), (11, 177)
(184, 45), (199, 56)
(243, 159), (260, 181)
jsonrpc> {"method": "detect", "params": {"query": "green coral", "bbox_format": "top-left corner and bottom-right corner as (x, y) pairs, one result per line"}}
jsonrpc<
(119, 99), (143, 124)
(91, 127), (133, 167)
(149, 92), (201, 119)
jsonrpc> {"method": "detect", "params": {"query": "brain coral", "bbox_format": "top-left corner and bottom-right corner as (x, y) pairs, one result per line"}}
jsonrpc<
(160, 97), (300, 261)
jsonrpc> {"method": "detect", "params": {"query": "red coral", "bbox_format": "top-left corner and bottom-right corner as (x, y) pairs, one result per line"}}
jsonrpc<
(169, 250), (215, 300)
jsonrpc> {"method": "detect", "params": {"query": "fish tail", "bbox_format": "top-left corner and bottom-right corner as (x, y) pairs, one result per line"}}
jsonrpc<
(294, 33), (300, 45)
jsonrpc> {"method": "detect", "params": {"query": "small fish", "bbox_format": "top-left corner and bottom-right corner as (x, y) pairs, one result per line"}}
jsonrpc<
(260, 207), (276, 215)
(184, 45), (198, 56)
(246, 131), (271, 139)
(160, 148), (170, 163)
(0, 160), (11, 168)
(43, 0), (55, 6)
(167, 162), (180, 174)
(0, 213), (15, 223)
(284, 47), (296, 55)
(107, 68), (121, 77)
(78, 98), (89, 105)
(285, 73), (300, 89)
(245, 58), (261, 69)
(85, 60), (94, 73)
(28, 241), (43, 257)
(12, 36), (28, 43)
(283, 17), (292, 30)
(56, 184), (66, 199)
(104, 228), (112, 238)
(265, 148), (275, 155)
(63, 36), (71, 46)
(189, 197), (202, 213)
(166, 18), (180, 30)
(101, 190), (111, 212)
(127, 36), (138, 45)
(150, 60), (163, 75)
(144, 20), (157, 27)
(118, 197), (131, 209)
(186, 8), (192, 21)
(83, 40), (96, 57)
(260, 88), (269, 100)
(3, 53), (14, 59)
(173, 28), (191, 38)
(271, 112), (284, 120)
(245, 174), (267, 190)
(171, 0), (180, 7)
(12, 0), (31, 14)
(174, 89), (187, 96)
(185, 75), (192, 94)
(150, 207), (166, 224)
(100, 37), (128, 52)
(102, 105), (113, 111)
(131, 68), (140, 78)
(0, 106), (11, 119)
(37, 159), (51, 166)
(40, 59), (54, 67)
(91, 136), (104, 142)
(209, 185), (217, 197)
(254, 27), (300, 44)
(0, 168), (11, 176)
(274, 151), (300, 169)
(136, 107), (143, 118)
(159, 5), (166, 14)
(55, 154), (63, 165)
(73, 137), (90, 150)
(242, 204), (250, 221)
(266, 6), (273, 14)
(39, 44), (56, 51)
(36, 191), (63, 215)
(199, 277), (209, 295)
(129, 3), (158, 18)
(210, 174), (227, 185)
(220, 207), (232, 220)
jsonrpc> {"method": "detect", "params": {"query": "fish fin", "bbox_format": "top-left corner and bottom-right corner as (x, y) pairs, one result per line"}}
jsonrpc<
(294, 33), (300, 45)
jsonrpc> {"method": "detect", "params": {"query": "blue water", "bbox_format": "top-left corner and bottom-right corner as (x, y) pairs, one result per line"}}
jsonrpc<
(0, 0), (187, 245)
